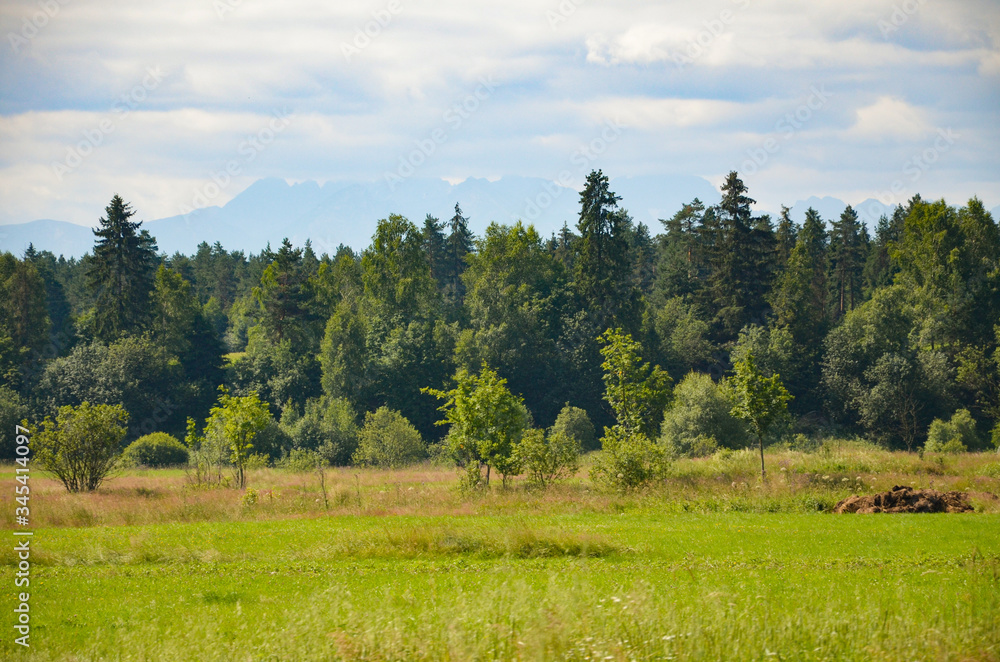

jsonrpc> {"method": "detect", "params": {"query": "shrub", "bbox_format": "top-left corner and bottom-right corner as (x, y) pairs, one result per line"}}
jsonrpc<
(660, 372), (748, 458)
(283, 396), (359, 465)
(589, 427), (666, 491)
(34, 402), (128, 492)
(550, 404), (597, 452)
(352, 407), (426, 468)
(280, 448), (323, 472)
(514, 429), (581, 488)
(120, 432), (189, 468)
(925, 409), (979, 454)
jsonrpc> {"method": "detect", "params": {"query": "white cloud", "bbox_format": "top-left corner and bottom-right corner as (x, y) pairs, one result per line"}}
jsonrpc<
(848, 96), (932, 142)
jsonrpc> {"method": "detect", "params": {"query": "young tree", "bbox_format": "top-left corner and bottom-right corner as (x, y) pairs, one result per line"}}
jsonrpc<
(513, 428), (580, 488)
(598, 328), (672, 439)
(590, 329), (671, 490)
(424, 362), (529, 488)
(729, 352), (792, 477)
(34, 402), (129, 492)
(204, 388), (272, 489)
(87, 195), (158, 340)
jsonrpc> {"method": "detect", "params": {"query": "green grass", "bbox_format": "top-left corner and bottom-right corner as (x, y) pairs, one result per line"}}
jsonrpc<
(3, 513), (999, 660)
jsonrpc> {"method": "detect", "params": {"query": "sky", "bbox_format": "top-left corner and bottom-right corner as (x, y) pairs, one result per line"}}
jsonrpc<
(1, 0), (998, 227)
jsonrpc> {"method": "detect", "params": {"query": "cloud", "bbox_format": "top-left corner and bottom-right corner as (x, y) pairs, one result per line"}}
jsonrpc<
(848, 96), (932, 142)
(0, 0), (998, 229)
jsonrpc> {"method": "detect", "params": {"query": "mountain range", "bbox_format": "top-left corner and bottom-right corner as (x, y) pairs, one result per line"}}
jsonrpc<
(1, 175), (991, 259)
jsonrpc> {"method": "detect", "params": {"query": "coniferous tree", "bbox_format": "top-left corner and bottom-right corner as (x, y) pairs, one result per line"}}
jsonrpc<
(421, 214), (448, 290)
(253, 238), (310, 344)
(828, 205), (867, 319)
(706, 172), (765, 339)
(574, 170), (639, 333)
(443, 204), (474, 311)
(87, 195), (158, 340)
(775, 205), (798, 271)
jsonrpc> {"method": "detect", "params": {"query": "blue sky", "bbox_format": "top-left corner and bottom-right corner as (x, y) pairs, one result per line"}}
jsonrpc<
(1, 0), (998, 226)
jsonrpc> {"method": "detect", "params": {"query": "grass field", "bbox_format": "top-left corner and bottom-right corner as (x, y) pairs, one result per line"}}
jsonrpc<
(2, 445), (999, 660)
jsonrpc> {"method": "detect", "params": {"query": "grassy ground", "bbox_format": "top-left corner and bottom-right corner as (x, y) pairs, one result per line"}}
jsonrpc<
(2, 444), (999, 660)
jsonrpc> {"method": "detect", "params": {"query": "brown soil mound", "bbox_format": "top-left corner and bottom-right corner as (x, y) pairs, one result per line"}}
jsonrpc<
(834, 485), (973, 514)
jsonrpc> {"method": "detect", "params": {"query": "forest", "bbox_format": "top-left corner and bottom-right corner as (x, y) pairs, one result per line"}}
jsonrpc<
(2, 169), (998, 476)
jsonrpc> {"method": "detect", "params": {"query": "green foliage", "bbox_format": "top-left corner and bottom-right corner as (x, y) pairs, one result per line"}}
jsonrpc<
(352, 406), (426, 468)
(651, 296), (713, 378)
(120, 432), (189, 468)
(279, 448), (323, 472)
(282, 396), (359, 465)
(550, 404), (597, 452)
(0, 252), (50, 356)
(575, 170), (640, 333)
(230, 328), (320, 413)
(589, 426), (666, 490)
(252, 238), (312, 345)
(425, 362), (529, 487)
(729, 352), (792, 476)
(35, 335), (183, 438)
(660, 372), (748, 458)
(33, 401), (129, 492)
(0, 385), (28, 459)
(514, 428), (581, 488)
(925, 409), (980, 453)
(87, 195), (158, 340)
(598, 328), (671, 438)
(203, 387), (273, 488)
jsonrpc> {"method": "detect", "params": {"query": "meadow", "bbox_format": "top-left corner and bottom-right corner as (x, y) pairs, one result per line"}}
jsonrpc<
(2, 443), (999, 661)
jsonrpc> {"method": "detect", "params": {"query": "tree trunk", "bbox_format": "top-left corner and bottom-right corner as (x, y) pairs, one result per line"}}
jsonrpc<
(758, 434), (766, 478)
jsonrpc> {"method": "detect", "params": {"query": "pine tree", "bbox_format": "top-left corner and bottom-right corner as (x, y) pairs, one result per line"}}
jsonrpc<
(87, 195), (158, 340)
(574, 170), (639, 333)
(421, 214), (448, 290)
(655, 199), (705, 302)
(775, 205), (797, 270)
(705, 172), (764, 339)
(253, 238), (309, 343)
(443, 204), (473, 309)
(828, 205), (866, 319)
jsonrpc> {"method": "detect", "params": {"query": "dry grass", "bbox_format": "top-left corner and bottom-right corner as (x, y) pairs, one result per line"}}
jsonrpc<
(3, 444), (998, 529)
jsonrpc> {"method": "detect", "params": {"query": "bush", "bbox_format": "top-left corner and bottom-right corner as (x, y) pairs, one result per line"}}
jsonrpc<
(660, 372), (748, 458)
(120, 432), (189, 468)
(283, 396), (359, 465)
(352, 407), (426, 468)
(34, 402), (128, 492)
(589, 427), (666, 491)
(550, 404), (597, 452)
(514, 429), (581, 488)
(279, 448), (323, 472)
(925, 409), (979, 454)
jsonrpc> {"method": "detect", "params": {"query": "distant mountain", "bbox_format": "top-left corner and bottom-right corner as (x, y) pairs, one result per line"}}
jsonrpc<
(0, 174), (720, 258)
(1, 177), (992, 259)
(0, 219), (95, 259)
(784, 196), (894, 228)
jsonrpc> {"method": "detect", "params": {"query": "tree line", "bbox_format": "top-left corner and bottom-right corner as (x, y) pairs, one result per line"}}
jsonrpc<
(2, 169), (998, 479)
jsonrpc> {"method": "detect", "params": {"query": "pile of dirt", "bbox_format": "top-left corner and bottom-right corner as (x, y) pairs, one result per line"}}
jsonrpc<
(834, 485), (974, 514)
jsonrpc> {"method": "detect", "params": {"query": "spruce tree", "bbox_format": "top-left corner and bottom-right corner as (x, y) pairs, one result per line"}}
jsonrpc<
(828, 205), (866, 319)
(574, 170), (639, 333)
(87, 195), (158, 340)
(443, 204), (473, 309)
